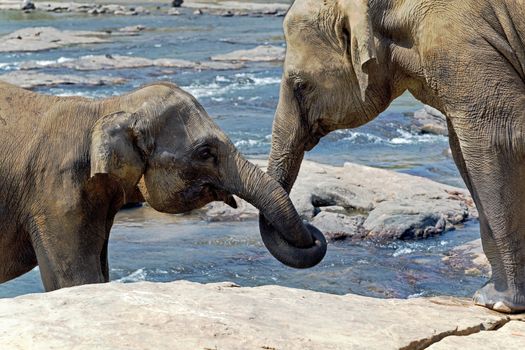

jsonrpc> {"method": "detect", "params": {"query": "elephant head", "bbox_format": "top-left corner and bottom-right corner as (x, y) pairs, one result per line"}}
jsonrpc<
(259, 0), (396, 244)
(90, 82), (327, 268)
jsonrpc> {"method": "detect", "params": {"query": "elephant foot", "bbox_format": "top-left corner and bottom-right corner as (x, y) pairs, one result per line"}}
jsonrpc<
(473, 281), (525, 314)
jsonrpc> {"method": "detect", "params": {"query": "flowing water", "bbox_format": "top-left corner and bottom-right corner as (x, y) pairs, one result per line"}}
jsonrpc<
(0, 7), (484, 298)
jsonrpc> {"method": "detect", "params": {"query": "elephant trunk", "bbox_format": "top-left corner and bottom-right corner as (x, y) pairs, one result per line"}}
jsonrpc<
(224, 152), (326, 268)
(257, 84), (326, 267)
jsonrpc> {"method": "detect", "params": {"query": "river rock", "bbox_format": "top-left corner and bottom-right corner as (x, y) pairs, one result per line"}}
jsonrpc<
(0, 71), (126, 88)
(211, 45), (285, 62)
(197, 160), (476, 241)
(18, 54), (245, 71)
(411, 105), (448, 136)
(0, 280), (521, 349)
(0, 27), (109, 53)
(443, 238), (491, 276)
(182, 0), (289, 13)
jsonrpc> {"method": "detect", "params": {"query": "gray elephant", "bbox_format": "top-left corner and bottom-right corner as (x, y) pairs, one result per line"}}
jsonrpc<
(259, 0), (525, 313)
(0, 81), (326, 291)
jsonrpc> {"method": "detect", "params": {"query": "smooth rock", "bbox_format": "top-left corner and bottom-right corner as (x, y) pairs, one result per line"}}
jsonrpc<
(0, 281), (521, 350)
(0, 71), (126, 88)
(196, 160), (477, 240)
(182, 0), (289, 12)
(18, 54), (245, 71)
(211, 45), (285, 62)
(428, 319), (525, 350)
(411, 105), (448, 136)
(0, 27), (109, 53)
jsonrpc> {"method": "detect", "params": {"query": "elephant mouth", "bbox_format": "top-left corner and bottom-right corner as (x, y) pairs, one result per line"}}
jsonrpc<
(205, 185), (238, 209)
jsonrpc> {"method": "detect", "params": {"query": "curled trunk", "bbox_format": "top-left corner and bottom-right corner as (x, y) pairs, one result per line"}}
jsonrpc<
(224, 153), (326, 268)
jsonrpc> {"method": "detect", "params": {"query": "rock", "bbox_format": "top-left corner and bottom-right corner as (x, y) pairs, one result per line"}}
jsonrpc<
(0, 71), (126, 89)
(18, 54), (245, 71)
(428, 319), (525, 350)
(289, 160), (476, 240)
(0, 281), (521, 349)
(172, 0), (184, 7)
(199, 195), (258, 222)
(179, 160), (476, 241)
(182, 0), (289, 13)
(117, 24), (146, 33)
(211, 45), (285, 62)
(411, 105), (448, 136)
(311, 211), (366, 240)
(167, 8), (180, 15)
(193, 8), (203, 15)
(0, 27), (109, 53)
(20, 0), (35, 10)
(220, 10), (234, 17)
(443, 239), (491, 276)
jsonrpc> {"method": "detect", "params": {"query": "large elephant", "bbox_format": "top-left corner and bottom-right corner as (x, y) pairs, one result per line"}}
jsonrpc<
(259, 0), (525, 313)
(0, 81), (326, 291)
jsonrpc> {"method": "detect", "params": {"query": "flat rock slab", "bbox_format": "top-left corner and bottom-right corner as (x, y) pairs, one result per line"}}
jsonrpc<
(0, 27), (110, 53)
(0, 71), (126, 88)
(203, 160), (477, 240)
(19, 54), (244, 71)
(183, 0), (289, 12)
(0, 281), (521, 350)
(428, 319), (525, 350)
(211, 45), (285, 62)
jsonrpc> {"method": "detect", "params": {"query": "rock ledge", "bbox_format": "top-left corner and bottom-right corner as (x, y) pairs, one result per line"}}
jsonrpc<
(0, 281), (523, 350)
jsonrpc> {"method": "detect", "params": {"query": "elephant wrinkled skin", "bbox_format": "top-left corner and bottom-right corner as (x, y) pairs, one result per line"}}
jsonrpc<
(261, 0), (525, 313)
(0, 81), (326, 291)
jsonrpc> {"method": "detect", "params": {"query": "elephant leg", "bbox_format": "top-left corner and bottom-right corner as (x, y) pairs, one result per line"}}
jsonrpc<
(0, 232), (37, 283)
(100, 238), (110, 282)
(447, 122), (506, 280)
(30, 214), (108, 291)
(449, 121), (525, 313)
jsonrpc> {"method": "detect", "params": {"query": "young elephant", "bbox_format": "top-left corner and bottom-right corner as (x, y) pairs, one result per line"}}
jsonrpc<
(0, 81), (326, 291)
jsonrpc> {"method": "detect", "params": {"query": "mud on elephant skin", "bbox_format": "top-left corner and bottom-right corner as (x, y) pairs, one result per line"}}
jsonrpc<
(261, 0), (525, 313)
(0, 81), (326, 291)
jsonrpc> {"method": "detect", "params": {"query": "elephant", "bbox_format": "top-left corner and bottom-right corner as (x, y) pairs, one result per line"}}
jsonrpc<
(259, 0), (525, 313)
(0, 80), (326, 291)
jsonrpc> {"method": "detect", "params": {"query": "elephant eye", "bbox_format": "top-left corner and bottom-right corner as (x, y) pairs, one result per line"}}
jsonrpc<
(197, 146), (213, 160)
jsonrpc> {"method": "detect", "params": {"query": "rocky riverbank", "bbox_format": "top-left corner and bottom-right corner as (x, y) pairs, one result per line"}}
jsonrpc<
(0, 0), (291, 16)
(0, 280), (523, 349)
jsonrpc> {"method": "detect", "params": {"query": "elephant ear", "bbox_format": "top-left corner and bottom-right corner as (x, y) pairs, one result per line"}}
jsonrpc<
(341, 0), (377, 101)
(90, 111), (147, 198)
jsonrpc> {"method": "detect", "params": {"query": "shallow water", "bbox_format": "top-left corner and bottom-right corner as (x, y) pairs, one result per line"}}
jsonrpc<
(0, 207), (485, 299)
(0, 9), (481, 298)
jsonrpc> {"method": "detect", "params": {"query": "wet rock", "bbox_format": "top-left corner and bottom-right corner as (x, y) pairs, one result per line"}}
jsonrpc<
(117, 24), (146, 33)
(412, 105), (448, 136)
(220, 10), (234, 17)
(0, 280), (521, 349)
(167, 8), (180, 15)
(311, 211), (366, 241)
(211, 45), (285, 62)
(193, 160), (476, 241)
(172, 0), (184, 7)
(21, 0), (35, 10)
(18, 54), (244, 71)
(200, 196), (258, 222)
(193, 8), (203, 15)
(0, 71), (126, 89)
(0, 27), (109, 53)
(443, 238), (491, 276)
